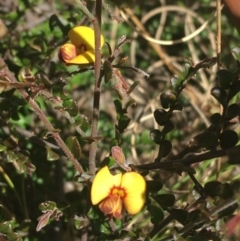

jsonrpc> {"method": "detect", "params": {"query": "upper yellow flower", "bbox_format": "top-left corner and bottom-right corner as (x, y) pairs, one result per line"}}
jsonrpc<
(91, 166), (146, 219)
(58, 26), (104, 65)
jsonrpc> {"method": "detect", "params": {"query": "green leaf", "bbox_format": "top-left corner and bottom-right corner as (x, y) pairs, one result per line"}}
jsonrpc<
(231, 47), (240, 63)
(114, 99), (123, 114)
(150, 129), (162, 145)
(217, 69), (233, 89)
(6, 150), (18, 163)
(49, 14), (69, 35)
(170, 75), (180, 90)
(3, 136), (18, 150)
(6, 232), (23, 241)
(74, 216), (89, 230)
(117, 114), (131, 133)
(228, 146), (240, 164)
(159, 140), (172, 158)
(211, 87), (227, 106)
(36, 72), (53, 88)
(210, 113), (222, 127)
(18, 67), (35, 83)
(65, 136), (82, 159)
(189, 131), (218, 150)
(39, 201), (57, 211)
(0, 222), (12, 234)
(204, 181), (222, 198)
(87, 207), (100, 220)
(146, 180), (163, 193)
(219, 130), (238, 149)
(154, 109), (168, 126)
(101, 156), (116, 168)
(160, 91), (177, 109)
(162, 120), (174, 135)
(23, 161), (36, 174)
(147, 205), (164, 224)
(228, 81), (240, 102)
(63, 99), (78, 117)
(153, 194), (175, 209)
(0, 144), (7, 152)
(127, 81), (140, 95)
(225, 104), (240, 121)
(216, 183), (234, 199)
(99, 223), (111, 235)
(74, 114), (90, 132)
(103, 60), (113, 84)
(125, 98), (136, 110)
(172, 102), (183, 111)
(45, 146), (59, 161)
(170, 208), (188, 224)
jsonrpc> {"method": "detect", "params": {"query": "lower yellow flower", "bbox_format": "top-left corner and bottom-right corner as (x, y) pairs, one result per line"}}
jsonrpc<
(91, 166), (146, 219)
(58, 26), (104, 65)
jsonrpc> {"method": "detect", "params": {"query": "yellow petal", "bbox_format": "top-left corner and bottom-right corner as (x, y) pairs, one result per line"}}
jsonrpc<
(121, 172), (146, 215)
(91, 166), (122, 205)
(68, 26), (104, 51)
(64, 50), (95, 65)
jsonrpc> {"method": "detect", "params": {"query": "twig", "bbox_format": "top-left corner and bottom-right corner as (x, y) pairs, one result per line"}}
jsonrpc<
(0, 58), (84, 174)
(159, 196), (238, 241)
(75, 0), (95, 21)
(88, 0), (103, 175)
(134, 146), (236, 171)
(216, 0), (222, 68)
(188, 172), (206, 198)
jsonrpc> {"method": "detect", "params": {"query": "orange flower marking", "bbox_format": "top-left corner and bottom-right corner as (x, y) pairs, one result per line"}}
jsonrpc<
(91, 166), (146, 219)
(99, 194), (123, 219)
(58, 26), (104, 65)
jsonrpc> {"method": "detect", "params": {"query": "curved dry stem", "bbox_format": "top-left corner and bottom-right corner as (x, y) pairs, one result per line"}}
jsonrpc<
(123, 5), (223, 46)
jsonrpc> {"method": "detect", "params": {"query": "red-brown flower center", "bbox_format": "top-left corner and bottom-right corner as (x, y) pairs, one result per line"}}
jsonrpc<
(110, 186), (127, 199)
(78, 43), (87, 54)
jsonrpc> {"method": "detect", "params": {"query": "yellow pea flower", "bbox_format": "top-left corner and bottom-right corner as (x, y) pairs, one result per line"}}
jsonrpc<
(91, 166), (146, 219)
(58, 26), (104, 65)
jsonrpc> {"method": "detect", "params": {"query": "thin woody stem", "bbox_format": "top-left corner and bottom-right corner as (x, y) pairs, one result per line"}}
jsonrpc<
(134, 146), (239, 171)
(216, 0), (222, 68)
(0, 58), (84, 174)
(75, 0), (95, 21)
(89, 0), (103, 175)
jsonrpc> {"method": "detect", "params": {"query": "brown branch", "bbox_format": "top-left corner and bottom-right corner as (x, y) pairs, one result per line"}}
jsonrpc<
(88, 0), (103, 175)
(216, 0), (222, 68)
(134, 145), (240, 171)
(159, 196), (238, 241)
(0, 58), (84, 174)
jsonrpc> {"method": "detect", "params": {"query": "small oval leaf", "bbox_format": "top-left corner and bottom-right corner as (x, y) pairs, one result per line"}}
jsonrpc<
(160, 91), (177, 109)
(66, 136), (82, 159)
(147, 205), (164, 224)
(146, 180), (163, 193)
(153, 194), (175, 209)
(45, 146), (59, 161)
(217, 69), (233, 89)
(154, 109), (168, 126)
(219, 130), (238, 149)
(211, 87), (227, 106)
(150, 129), (162, 145)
